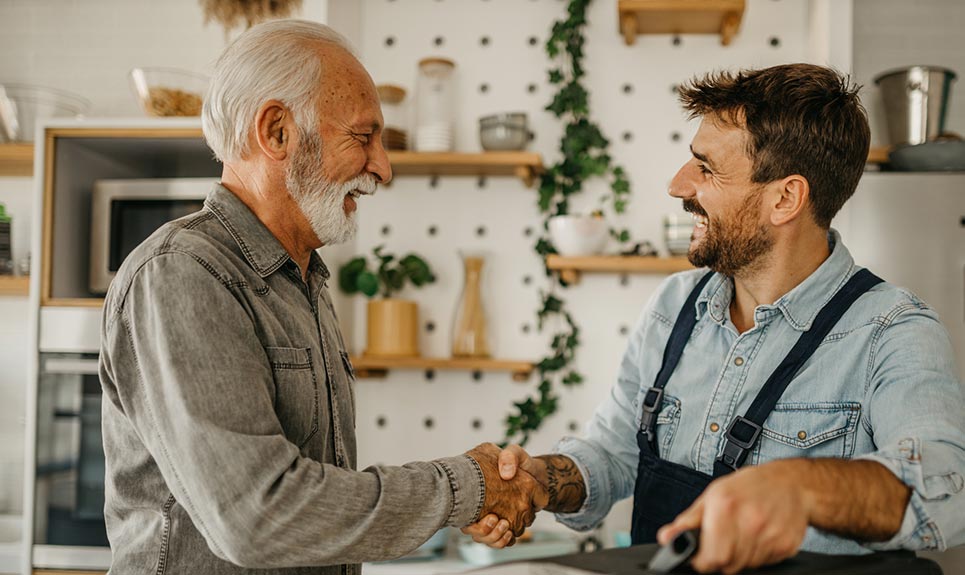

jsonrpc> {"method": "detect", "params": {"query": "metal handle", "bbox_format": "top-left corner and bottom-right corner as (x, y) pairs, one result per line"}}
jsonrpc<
(44, 358), (99, 375)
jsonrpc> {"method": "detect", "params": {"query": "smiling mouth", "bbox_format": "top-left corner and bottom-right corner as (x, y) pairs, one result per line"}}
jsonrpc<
(682, 200), (708, 230)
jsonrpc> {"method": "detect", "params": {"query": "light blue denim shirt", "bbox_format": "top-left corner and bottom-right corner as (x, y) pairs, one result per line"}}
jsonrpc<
(555, 230), (965, 554)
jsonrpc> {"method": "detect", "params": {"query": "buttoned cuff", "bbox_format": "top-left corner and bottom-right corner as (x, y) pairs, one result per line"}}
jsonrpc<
(856, 438), (960, 551)
(551, 436), (608, 531)
(434, 455), (485, 528)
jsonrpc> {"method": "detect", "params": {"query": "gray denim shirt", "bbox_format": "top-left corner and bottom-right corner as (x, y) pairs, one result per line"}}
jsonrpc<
(99, 184), (484, 574)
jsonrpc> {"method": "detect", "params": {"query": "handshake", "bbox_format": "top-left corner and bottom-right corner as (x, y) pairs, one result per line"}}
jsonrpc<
(463, 443), (586, 548)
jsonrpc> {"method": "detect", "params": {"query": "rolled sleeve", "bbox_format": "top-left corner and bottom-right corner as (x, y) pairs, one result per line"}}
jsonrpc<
(859, 302), (965, 552)
(857, 439), (964, 551)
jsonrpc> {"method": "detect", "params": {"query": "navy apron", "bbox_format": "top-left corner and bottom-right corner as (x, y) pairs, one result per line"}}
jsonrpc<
(630, 269), (883, 544)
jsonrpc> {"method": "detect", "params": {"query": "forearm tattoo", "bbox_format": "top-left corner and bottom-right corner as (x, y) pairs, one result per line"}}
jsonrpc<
(538, 455), (587, 513)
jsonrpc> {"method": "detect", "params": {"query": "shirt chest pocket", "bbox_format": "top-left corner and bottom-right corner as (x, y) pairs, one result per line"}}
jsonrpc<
(642, 393), (682, 456)
(265, 346), (320, 449)
(751, 402), (861, 465)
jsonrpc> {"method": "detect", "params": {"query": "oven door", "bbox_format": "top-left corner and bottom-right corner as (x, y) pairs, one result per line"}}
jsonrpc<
(31, 353), (111, 569)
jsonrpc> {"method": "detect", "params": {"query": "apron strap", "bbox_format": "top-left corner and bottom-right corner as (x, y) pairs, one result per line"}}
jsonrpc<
(713, 268), (884, 476)
(640, 271), (716, 454)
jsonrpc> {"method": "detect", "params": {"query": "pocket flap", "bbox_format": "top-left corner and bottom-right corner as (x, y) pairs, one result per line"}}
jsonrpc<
(761, 402), (861, 449)
(264, 346), (312, 370)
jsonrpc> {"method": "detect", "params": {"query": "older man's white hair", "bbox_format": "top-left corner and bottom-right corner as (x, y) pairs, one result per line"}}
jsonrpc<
(202, 19), (356, 163)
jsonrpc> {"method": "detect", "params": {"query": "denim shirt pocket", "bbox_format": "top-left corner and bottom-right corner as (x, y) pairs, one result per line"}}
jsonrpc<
(751, 402), (861, 465)
(265, 346), (319, 449)
(655, 394), (683, 456)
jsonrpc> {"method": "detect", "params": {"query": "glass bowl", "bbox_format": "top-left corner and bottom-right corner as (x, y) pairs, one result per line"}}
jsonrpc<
(130, 67), (209, 117)
(0, 84), (89, 142)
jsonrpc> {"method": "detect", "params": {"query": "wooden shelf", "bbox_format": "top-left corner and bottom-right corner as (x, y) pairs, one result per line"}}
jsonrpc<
(867, 146), (891, 165)
(0, 275), (29, 296)
(386, 151), (543, 187)
(0, 143), (34, 177)
(618, 0), (746, 46)
(547, 254), (693, 284)
(350, 355), (534, 382)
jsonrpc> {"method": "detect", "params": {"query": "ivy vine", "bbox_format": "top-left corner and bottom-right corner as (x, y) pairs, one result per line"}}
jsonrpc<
(503, 0), (635, 445)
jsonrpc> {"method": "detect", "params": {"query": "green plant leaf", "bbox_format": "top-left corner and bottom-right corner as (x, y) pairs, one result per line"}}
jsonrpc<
(337, 257), (367, 294)
(357, 271), (379, 298)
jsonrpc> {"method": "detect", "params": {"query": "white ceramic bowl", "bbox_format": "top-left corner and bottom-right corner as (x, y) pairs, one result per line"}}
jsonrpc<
(548, 215), (609, 256)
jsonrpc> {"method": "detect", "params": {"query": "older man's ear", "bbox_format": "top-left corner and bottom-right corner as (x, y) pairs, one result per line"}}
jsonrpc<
(253, 99), (295, 161)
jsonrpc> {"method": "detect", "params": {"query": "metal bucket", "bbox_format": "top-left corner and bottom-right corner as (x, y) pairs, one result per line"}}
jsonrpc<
(874, 66), (956, 146)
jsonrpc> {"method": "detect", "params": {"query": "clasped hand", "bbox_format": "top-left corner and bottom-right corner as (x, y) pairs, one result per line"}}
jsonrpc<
(465, 443), (548, 547)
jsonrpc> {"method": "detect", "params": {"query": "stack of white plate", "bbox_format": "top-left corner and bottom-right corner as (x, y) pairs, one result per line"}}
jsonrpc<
(414, 122), (453, 152)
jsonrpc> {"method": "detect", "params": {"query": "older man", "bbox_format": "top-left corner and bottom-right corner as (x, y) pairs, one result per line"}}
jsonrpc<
(98, 20), (544, 574)
(465, 64), (965, 573)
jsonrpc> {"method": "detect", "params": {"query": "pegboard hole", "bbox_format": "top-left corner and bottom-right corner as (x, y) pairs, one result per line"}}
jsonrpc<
(672, 35), (682, 47)
(619, 325), (630, 336)
(429, 175), (440, 188)
(425, 320), (436, 333)
(424, 417), (435, 429)
(522, 323), (532, 334)
(621, 83), (634, 94)
(670, 132), (682, 143)
(476, 225), (487, 237)
(670, 83), (680, 95)
(433, 36), (445, 47)
(479, 83), (490, 94)
(425, 369), (436, 381)
(472, 418), (483, 430)
(477, 176), (487, 188)
(619, 274), (630, 287)
(384, 36), (395, 47)
(568, 421), (580, 432)
(527, 83), (538, 94)
(472, 370), (483, 382)
(380, 224), (391, 236)
(523, 275), (533, 286)
(622, 131), (633, 142)
(376, 416), (388, 428)
(528, 36), (539, 47)
(769, 36), (781, 48)
(524, 226), (534, 237)
(480, 36), (491, 47)
(428, 225), (438, 237)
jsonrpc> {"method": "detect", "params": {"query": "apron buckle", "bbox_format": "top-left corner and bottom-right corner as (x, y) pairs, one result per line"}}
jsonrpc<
(640, 387), (665, 442)
(717, 416), (762, 472)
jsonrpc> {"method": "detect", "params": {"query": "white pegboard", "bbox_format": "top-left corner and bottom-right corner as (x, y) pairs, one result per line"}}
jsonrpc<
(331, 0), (814, 534)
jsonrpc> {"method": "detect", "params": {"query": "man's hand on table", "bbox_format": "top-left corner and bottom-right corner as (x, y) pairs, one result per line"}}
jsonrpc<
(465, 443), (549, 547)
(657, 460), (811, 575)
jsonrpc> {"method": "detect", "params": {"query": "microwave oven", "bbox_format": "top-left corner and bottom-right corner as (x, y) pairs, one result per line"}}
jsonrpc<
(89, 178), (214, 294)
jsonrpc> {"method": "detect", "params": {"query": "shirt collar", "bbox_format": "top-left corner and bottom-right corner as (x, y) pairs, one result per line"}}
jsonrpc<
(695, 229), (856, 331)
(204, 183), (330, 280)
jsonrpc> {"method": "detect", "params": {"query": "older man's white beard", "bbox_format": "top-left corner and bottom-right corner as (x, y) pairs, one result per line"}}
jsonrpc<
(287, 146), (376, 246)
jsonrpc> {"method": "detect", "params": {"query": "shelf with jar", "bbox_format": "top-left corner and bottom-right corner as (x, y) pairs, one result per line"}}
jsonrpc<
(618, 0), (746, 46)
(546, 254), (694, 285)
(350, 356), (534, 382)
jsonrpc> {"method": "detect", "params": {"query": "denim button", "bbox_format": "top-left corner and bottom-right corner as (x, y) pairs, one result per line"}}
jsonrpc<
(734, 357), (745, 366)
(798, 430), (807, 440)
(709, 422), (720, 433)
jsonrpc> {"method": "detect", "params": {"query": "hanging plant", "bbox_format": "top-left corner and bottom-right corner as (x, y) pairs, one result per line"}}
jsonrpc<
(503, 0), (635, 446)
(200, 0), (303, 33)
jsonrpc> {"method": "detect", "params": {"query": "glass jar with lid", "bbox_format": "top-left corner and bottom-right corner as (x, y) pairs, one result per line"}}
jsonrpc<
(414, 57), (456, 152)
(376, 84), (408, 150)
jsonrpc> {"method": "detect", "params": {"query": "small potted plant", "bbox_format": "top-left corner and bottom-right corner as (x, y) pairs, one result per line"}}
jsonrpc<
(338, 245), (436, 358)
